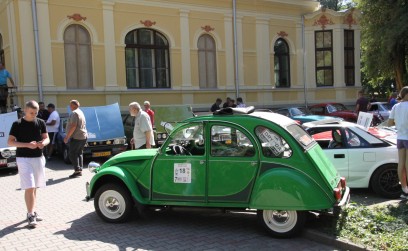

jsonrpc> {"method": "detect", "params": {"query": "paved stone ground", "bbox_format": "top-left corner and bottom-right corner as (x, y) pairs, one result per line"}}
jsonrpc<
(0, 158), (339, 251)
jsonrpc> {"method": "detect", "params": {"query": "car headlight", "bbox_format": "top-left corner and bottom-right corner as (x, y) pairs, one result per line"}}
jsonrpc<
(162, 133), (167, 139)
(1, 149), (13, 158)
(157, 134), (162, 139)
(113, 138), (126, 145)
(88, 161), (100, 173)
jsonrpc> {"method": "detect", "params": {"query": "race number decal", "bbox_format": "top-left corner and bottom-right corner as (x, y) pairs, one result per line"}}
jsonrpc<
(174, 163), (191, 183)
(258, 129), (284, 156)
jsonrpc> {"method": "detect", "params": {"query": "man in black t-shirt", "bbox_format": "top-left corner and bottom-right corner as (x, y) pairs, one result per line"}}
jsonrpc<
(37, 101), (50, 121)
(8, 100), (50, 228)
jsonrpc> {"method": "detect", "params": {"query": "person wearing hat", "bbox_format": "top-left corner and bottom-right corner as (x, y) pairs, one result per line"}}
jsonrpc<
(143, 101), (155, 128)
(45, 103), (60, 160)
(64, 100), (87, 178)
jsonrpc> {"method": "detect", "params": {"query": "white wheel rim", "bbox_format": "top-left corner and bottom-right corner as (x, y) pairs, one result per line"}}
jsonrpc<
(263, 210), (297, 233)
(98, 190), (126, 220)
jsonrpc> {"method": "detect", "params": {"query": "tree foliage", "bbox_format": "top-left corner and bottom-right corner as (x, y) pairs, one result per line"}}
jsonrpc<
(317, 0), (355, 11)
(358, 0), (408, 91)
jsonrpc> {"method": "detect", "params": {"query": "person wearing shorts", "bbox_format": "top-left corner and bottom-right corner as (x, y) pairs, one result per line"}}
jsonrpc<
(8, 100), (49, 228)
(389, 86), (408, 199)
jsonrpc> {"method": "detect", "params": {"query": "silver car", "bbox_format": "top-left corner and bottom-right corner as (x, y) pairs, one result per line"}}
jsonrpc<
(369, 102), (391, 120)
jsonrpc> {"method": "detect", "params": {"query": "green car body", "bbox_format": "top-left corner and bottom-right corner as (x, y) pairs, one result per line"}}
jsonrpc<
(86, 107), (349, 237)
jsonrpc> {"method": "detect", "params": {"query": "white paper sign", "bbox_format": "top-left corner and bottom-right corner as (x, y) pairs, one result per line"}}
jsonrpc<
(258, 129), (284, 156)
(174, 163), (191, 183)
(357, 112), (373, 130)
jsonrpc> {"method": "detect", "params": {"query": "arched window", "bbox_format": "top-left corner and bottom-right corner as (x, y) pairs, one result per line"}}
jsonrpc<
(125, 29), (170, 88)
(274, 38), (290, 88)
(198, 34), (217, 88)
(0, 33), (4, 64)
(64, 24), (93, 89)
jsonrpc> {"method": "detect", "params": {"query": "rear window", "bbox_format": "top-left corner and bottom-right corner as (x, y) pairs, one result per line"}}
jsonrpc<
(286, 124), (315, 148)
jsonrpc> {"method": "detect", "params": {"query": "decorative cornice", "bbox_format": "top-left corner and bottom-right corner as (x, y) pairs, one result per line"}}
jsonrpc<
(140, 20), (156, 27)
(67, 13), (87, 22)
(313, 14), (334, 30)
(344, 9), (357, 29)
(277, 31), (288, 37)
(201, 25), (214, 32)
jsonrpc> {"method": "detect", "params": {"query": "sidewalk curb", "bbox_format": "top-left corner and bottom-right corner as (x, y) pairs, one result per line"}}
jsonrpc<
(303, 229), (369, 251)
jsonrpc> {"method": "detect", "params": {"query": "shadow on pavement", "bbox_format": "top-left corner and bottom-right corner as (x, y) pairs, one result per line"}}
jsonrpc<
(0, 220), (34, 238)
(54, 209), (311, 250)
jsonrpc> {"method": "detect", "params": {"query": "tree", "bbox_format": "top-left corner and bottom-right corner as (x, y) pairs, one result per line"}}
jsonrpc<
(317, 0), (355, 11)
(359, 0), (408, 91)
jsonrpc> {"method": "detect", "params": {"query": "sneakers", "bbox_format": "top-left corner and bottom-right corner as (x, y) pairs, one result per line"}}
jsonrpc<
(69, 171), (82, 178)
(34, 212), (43, 221)
(401, 191), (408, 199)
(27, 213), (37, 228)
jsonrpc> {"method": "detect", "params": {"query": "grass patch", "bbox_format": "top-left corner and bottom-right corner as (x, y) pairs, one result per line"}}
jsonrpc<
(309, 202), (408, 250)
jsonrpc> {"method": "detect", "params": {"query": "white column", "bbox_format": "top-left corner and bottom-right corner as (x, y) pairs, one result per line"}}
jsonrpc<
(6, 1), (19, 85)
(179, 9), (191, 87)
(224, 14), (234, 87)
(354, 27), (361, 87)
(19, 0), (37, 88)
(295, 22), (303, 88)
(236, 15), (244, 86)
(255, 18), (270, 85)
(304, 28), (315, 88)
(103, 0), (117, 87)
(333, 27), (344, 87)
(36, 0), (54, 86)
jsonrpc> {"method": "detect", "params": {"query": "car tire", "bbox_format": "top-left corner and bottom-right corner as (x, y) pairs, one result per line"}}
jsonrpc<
(370, 164), (400, 199)
(94, 183), (134, 223)
(257, 209), (306, 238)
(63, 146), (71, 164)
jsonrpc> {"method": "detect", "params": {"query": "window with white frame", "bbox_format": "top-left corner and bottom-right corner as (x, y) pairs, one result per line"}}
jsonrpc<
(315, 30), (333, 87)
(274, 38), (290, 88)
(125, 28), (170, 89)
(198, 34), (217, 88)
(64, 24), (93, 89)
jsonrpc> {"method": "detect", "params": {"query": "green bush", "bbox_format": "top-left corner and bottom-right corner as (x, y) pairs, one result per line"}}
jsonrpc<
(310, 202), (408, 251)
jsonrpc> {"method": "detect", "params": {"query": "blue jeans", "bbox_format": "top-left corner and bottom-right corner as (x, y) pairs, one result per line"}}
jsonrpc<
(69, 138), (87, 171)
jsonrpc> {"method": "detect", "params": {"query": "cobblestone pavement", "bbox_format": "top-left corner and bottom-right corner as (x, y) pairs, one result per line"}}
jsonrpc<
(0, 158), (338, 251)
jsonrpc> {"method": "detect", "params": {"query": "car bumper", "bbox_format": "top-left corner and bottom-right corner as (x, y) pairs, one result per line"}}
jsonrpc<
(333, 186), (350, 216)
(0, 158), (17, 169)
(83, 144), (128, 158)
(85, 181), (91, 201)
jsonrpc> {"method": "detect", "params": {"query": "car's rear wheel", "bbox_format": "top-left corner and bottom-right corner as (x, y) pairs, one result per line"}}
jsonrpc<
(370, 164), (400, 199)
(257, 209), (306, 238)
(94, 183), (134, 223)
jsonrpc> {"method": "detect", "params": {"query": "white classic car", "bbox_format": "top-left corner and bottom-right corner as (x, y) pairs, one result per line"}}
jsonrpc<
(303, 120), (398, 198)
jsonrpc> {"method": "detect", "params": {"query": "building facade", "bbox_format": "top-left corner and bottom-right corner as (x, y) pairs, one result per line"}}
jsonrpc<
(0, 0), (361, 112)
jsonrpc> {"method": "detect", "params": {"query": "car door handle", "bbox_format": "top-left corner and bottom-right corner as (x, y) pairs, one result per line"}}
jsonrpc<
(251, 162), (257, 166)
(200, 160), (205, 164)
(334, 154), (345, 158)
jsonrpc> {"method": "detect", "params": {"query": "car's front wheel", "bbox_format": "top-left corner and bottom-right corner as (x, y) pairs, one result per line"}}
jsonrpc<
(94, 183), (134, 223)
(370, 164), (400, 199)
(257, 210), (306, 238)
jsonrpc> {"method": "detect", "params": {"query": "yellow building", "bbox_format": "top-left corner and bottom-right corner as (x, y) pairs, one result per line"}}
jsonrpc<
(0, 0), (361, 112)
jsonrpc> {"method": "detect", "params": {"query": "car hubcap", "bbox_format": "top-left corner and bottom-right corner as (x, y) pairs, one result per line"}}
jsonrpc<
(263, 210), (297, 233)
(99, 190), (125, 219)
(379, 169), (400, 193)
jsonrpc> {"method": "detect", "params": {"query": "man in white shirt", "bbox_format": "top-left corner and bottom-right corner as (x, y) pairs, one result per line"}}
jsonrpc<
(45, 103), (60, 160)
(128, 102), (155, 149)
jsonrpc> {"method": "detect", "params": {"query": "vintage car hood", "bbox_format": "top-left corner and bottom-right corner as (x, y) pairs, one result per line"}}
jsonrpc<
(101, 148), (159, 167)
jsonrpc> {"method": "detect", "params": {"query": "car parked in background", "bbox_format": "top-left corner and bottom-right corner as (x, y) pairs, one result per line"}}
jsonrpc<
(368, 102), (391, 120)
(303, 120), (399, 198)
(123, 105), (194, 148)
(56, 103), (127, 163)
(274, 106), (341, 124)
(0, 111), (17, 171)
(86, 106), (349, 238)
(309, 102), (384, 125)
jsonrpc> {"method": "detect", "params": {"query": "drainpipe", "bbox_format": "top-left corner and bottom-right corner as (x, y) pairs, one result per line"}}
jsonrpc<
(232, 0), (239, 98)
(31, 0), (43, 101)
(302, 15), (307, 108)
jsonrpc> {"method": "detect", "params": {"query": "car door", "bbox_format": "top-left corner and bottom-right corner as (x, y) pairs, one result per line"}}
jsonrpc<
(207, 122), (258, 203)
(152, 122), (207, 202)
(310, 127), (350, 180)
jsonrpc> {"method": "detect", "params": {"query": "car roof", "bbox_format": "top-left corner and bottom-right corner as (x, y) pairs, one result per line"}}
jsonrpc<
(189, 106), (297, 127)
(303, 118), (354, 128)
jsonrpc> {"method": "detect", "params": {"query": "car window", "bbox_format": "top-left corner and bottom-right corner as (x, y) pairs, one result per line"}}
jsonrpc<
(344, 128), (369, 148)
(291, 108), (305, 116)
(255, 126), (292, 158)
(327, 104), (337, 113)
(369, 104), (378, 111)
(211, 125), (255, 157)
(166, 123), (205, 155)
(286, 124), (314, 148)
(349, 127), (384, 145)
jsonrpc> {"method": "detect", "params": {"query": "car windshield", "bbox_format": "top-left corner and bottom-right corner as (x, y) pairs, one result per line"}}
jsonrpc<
(290, 108), (306, 116)
(331, 103), (347, 112)
(286, 124), (315, 148)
